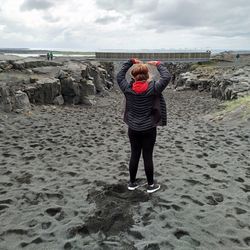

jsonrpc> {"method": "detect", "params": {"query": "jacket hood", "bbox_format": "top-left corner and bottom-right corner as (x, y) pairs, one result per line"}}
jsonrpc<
(132, 81), (149, 94)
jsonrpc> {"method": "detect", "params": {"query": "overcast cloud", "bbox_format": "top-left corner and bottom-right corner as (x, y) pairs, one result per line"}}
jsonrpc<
(20, 0), (54, 11)
(0, 0), (249, 50)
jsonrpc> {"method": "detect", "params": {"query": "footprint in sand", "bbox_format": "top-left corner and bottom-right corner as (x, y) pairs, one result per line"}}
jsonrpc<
(205, 192), (224, 205)
(174, 229), (201, 247)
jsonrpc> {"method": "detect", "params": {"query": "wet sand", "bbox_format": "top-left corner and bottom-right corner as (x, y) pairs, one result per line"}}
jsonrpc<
(0, 88), (250, 250)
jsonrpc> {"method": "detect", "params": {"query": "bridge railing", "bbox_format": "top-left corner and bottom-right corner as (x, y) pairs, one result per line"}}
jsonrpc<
(95, 52), (211, 62)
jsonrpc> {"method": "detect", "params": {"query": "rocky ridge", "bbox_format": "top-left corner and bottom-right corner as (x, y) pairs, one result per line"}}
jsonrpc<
(0, 57), (113, 112)
(1, 55), (250, 113)
(175, 64), (250, 100)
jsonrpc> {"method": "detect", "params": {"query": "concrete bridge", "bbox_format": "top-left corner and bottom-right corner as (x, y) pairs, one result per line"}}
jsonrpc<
(95, 51), (211, 62)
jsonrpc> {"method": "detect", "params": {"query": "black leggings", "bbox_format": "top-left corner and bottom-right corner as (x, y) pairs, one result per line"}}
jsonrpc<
(128, 127), (156, 185)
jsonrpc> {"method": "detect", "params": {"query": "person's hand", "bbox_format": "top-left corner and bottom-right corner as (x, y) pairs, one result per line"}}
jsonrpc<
(147, 61), (160, 66)
(131, 58), (142, 64)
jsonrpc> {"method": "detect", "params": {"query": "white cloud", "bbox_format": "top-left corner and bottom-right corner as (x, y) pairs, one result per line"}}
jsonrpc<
(0, 0), (249, 50)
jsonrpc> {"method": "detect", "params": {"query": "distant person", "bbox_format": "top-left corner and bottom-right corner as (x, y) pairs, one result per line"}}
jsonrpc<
(47, 52), (50, 60)
(50, 51), (53, 60)
(236, 53), (240, 63)
(117, 59), (171, 193)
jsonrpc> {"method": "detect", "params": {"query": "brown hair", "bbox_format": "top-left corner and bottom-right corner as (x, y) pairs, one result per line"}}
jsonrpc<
(131, 64), (149, 81)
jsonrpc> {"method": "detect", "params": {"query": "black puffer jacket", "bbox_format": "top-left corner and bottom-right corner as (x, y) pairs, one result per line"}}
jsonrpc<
(117, 60), (171, 131)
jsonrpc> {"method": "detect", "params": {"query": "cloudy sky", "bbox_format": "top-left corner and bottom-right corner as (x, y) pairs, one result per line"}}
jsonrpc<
(0, 0), (249, 51)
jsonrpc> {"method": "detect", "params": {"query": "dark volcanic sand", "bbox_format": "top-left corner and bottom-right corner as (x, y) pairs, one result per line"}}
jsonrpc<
(0, 88), (250, 250)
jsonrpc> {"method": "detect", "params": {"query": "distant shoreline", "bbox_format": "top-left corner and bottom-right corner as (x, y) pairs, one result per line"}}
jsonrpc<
(1, 48), (250, 60)
(0, 49), (95, 58)
(1, 48), (250, 54)
(2, 53), (95, 58)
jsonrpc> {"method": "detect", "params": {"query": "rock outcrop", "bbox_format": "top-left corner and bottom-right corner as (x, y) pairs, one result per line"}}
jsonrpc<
(211, 51), (234, 62)
(0, 84), (31, 112)
(14, 90), (31, 112)
(10, 58), (62, 70)
(164, 62), (192, 85)
(0, 84), (13, 112)
(24, 78), (61, 104)
(176, 65), (250, 100)
(0, 56), (114, 112)
(2, 55), (250, 113)
(80, 79), (96, 105)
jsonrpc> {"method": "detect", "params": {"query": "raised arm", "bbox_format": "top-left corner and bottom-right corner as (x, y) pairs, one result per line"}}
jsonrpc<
(116, 60), (133, 93)
(148, 61), (171, 94)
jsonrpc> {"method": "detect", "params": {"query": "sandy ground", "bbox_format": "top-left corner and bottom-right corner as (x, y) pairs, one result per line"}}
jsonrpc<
(0, 87), (250, 250)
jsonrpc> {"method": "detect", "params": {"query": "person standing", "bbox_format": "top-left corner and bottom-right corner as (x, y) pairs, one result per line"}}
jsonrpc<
(236, 53), (240, 65)
(117, 59), (171, 193)
(50, 51), (53, 60)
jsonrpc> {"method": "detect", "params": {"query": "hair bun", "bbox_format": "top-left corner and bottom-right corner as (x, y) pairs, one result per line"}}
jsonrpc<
(131, 64), (149, 81)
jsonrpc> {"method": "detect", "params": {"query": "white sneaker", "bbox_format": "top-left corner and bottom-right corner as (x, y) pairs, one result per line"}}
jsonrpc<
(147, 183), (160, 193)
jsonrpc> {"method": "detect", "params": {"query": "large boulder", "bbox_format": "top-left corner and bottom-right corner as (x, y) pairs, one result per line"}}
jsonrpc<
(62, 61), (87, 82)
(14, 90), (31, 112)
(165, 62), (192, 85)
(80, 64), (91, 80)
(60, 77), (80, 104)
(58, 61), (111, 103)
(87, 62), (114, 92)
(58, 61), (92, 104)
(87, 63), (104, 93)
(80, 79), (96, 105)
(53, 95), (64, 105)
(0, 84), (13, 112)
(100, 61), (114, 85)
(175, 72), (199, 90)
(211, 79), (235, 99)
(24, 78), (61, 104)
(0, 85), (31, 112)
(0, 61), (10, 71)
